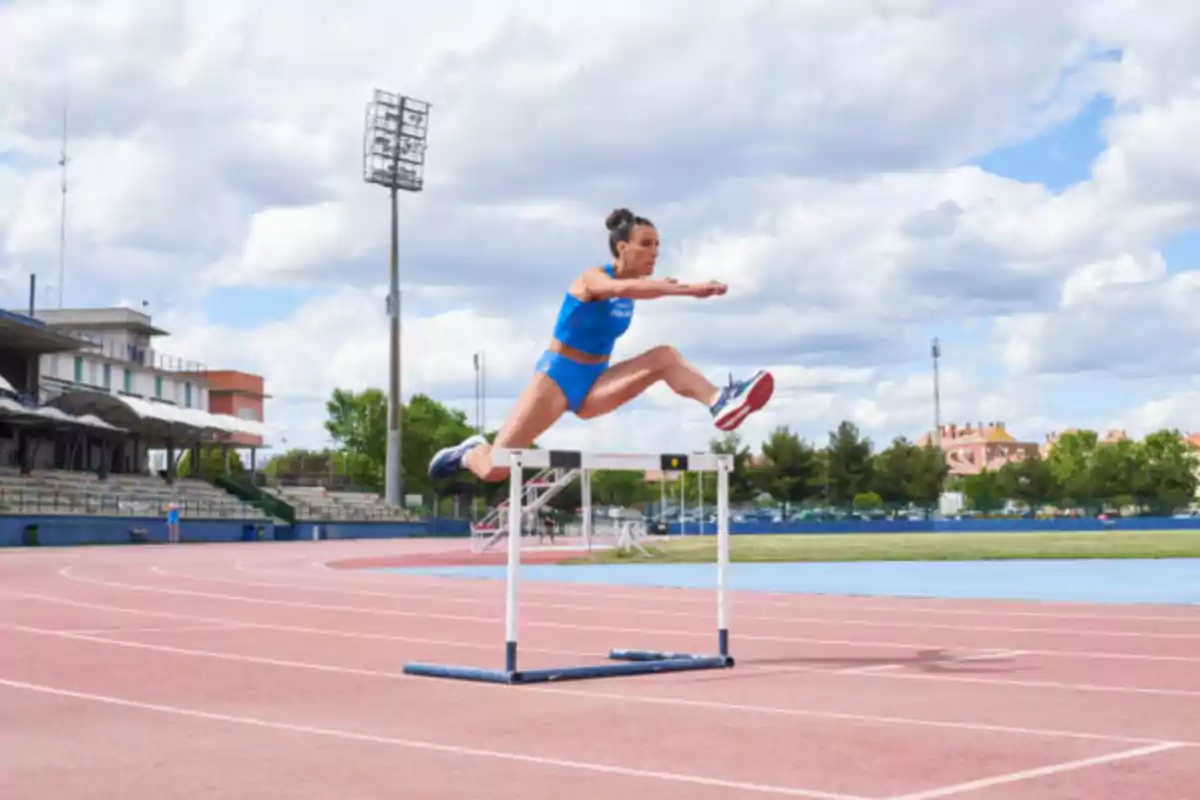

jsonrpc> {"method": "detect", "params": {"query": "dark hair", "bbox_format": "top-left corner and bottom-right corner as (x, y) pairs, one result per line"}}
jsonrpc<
(606, 207), (654, 257)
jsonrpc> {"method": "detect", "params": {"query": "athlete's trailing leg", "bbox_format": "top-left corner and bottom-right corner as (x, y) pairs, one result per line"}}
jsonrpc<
(428, 371), (567, 483)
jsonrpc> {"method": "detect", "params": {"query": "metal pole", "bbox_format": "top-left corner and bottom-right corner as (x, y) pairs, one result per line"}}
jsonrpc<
(58, 91), (68, 310)
(680, 472), (686, 535)
(473, 353), (481, 434)
(363, 91), (428, 508)
(385, 187), (403, 506)
(717, 455), (731, 657)
(363, 90), (429, 507)
(660, 475), (665, 531)
(505, 449), (523, 673)
(932, 337), (942, 451)
(582, 468), (592, 549)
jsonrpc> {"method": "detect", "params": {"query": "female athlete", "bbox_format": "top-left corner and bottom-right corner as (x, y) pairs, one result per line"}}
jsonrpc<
(428, 207), (774, 482)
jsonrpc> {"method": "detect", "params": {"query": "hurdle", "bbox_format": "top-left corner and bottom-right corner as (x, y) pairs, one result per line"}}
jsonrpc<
(403, 447), (735, 684)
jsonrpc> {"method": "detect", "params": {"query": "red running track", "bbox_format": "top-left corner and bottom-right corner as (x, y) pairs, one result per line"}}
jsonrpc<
(1, 538), (1199, 799)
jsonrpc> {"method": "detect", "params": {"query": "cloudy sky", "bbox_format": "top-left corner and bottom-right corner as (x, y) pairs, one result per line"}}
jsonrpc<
(3, 0), (1200, 459)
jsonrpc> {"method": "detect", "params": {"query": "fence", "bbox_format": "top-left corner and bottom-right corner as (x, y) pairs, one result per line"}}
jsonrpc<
(664, 515), (1200, 535)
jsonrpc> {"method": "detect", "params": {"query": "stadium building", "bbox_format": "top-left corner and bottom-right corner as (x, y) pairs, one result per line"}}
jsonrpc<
(0, 305), (272, 521)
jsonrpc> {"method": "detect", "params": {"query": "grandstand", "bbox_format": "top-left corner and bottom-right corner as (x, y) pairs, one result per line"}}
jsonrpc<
(0, 306), (274, 522)
(0, 304), (427, 529)
(261, 483), (416, 521)
(0, 466), (262, 518)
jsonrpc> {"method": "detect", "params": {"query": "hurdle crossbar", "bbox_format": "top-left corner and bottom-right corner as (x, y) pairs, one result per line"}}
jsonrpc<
(403, 447), (735, 684)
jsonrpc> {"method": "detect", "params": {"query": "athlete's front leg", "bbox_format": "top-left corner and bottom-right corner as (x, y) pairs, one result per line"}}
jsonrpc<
(575, 345), (772, 431)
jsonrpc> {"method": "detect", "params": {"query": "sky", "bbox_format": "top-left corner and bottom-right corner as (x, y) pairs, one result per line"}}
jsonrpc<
(3, 0), (1200, 460)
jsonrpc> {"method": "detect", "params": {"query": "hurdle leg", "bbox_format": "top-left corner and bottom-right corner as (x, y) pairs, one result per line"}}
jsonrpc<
(717, 454), (730, 657)
(581, 467), (592, 550)
(505, 449), (522, 672)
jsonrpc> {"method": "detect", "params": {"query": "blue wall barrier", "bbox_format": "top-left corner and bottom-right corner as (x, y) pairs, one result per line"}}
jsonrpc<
(0, 515), (267, 547)
(297, 518), (471, 541)
(1, 515), (470, 547)
(667, 516), (1200, 536)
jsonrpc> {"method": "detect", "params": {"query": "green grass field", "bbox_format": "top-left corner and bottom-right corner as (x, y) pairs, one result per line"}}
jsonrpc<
(566, 530), (1200, 564)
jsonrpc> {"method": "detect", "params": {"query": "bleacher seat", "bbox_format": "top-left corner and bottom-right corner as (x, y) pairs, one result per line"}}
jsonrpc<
(0, 467), (266, 519)
(263, 484), (416, 521)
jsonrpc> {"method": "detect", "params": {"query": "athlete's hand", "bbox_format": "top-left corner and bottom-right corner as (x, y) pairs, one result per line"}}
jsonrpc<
(690, 280), (727, 298)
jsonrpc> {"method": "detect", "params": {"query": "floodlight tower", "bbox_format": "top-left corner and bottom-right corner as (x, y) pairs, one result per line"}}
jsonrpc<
(363, 89), (431, 507)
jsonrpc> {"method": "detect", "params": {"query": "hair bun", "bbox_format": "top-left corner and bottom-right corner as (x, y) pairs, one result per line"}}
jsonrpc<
(605, 208), (634, 231)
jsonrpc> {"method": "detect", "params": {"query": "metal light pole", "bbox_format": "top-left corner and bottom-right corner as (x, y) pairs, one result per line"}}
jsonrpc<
(931, 336), (942, 450)
(363, 89), (431, 507)
(473, 350), (486, 435)
(931, 336), (947, 506)
(58, 90), (69, 309)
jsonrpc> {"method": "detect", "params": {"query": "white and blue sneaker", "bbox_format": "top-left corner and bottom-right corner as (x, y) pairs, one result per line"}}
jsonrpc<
(710, 370), (774, 431)
(428, 434), (488, 479)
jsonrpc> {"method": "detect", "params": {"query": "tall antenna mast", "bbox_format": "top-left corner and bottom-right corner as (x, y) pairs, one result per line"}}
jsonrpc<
(931, 336), (942, 450)
(57, 87), (69, 309)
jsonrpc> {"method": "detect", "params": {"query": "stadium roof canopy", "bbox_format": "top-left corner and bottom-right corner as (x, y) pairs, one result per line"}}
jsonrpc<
(0, 396), (126, 433)
(49, 390), (273, 445)
(0, 309), (91, 354)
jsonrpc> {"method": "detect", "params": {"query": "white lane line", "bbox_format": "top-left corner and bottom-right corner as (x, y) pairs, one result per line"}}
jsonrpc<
(887, 742), (1186, 799)
(0, 676), (864, 800)
(0, 619), (1183, 747)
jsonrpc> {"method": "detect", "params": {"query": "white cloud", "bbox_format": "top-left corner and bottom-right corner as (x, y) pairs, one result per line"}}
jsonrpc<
(3, 0), (1200, 463)
(215, 202), (357, 286)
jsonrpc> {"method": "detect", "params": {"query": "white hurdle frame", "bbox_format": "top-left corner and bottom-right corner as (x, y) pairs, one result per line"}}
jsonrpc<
(404, 447), (735, 684)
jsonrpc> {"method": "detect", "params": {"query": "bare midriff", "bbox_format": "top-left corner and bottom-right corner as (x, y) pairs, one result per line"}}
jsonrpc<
(549, 338), (610, 365)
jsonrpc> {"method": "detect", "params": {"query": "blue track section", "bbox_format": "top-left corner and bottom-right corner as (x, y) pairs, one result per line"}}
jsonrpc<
(378, 559), (1200, 605)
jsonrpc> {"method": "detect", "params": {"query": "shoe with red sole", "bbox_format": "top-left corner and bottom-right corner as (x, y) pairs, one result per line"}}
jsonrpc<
(709, 370), (774, 431)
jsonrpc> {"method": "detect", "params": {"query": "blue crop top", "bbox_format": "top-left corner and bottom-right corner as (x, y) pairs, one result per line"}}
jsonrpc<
(551, 264), (635, 357)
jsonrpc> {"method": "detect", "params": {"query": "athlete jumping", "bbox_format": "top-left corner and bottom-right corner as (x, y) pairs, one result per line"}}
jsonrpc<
(428, 207), (774, 482)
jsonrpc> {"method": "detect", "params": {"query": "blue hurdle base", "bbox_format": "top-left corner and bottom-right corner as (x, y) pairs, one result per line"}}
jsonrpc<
(403, 648), (734, 685)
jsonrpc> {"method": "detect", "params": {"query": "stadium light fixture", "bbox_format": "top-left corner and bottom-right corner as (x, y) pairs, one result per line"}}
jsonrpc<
(362, 89), (431, 506)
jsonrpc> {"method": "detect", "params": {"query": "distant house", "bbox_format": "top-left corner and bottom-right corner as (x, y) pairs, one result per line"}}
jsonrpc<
(1039, 427), (1129, 457)
(918, 421), (1040, 476)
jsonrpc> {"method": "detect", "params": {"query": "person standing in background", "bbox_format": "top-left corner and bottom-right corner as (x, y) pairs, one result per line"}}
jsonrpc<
(165, 500), (181, 544)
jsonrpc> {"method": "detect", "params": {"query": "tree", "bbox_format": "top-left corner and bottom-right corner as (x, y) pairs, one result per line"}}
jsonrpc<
(178, 447), (246, 480)
(263, 447), (340, 484)
(907, 442), (949, 511)
(1045, 430), (1099, 511)
(709, 431), (757, 504)
(824, 421), (874, 507)
(871, 437), (948, 512)
(397, 393), (477, 497)
(322, 388), (479, 499)
(1087, 438), (1140, 511)
(1135, 429), (1199, 515)
(589, 470), (659, 507)
(995, 453), (1052, 511)
(754, 426), (820, 506)
(871, 437), (915, 508)
(852, 491), (883, 512)
(962, 469), (1004, 513)
(324, 388), (388, 490)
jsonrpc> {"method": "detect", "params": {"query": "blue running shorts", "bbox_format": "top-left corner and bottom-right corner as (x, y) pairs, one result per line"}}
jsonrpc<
(535, 349), (608, 413)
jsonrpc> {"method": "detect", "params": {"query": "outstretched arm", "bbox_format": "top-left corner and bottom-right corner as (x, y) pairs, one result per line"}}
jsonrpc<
(575, 268), (726, 301)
